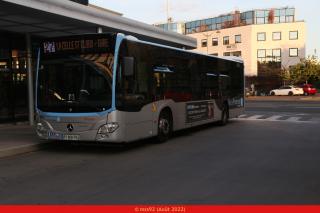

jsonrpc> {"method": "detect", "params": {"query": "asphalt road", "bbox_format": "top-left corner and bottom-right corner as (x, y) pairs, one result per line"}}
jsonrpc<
(1, 101), (320, 205)
(243, 101), (320, 122)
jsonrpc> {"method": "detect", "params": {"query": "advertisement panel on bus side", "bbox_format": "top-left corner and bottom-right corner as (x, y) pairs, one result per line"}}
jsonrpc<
(186, 101), (214, 123)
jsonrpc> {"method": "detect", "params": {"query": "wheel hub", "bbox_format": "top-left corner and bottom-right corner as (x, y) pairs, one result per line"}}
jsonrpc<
(159, 117), (169, 135)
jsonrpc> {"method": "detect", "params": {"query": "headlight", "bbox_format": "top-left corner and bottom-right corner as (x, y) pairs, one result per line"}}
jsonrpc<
(36, 123), (45, 132)
(98, 123), (119, 133)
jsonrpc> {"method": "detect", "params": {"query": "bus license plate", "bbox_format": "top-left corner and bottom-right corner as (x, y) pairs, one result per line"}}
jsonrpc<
(63, 135), (80, 140)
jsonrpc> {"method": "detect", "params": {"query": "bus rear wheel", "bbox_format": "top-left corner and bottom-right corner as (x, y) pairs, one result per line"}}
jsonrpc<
(157, 110), (172, 143)
(219, 104), (228, 126)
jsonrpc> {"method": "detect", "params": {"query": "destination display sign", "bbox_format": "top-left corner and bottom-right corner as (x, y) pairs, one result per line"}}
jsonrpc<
(41, 33), (116, 56)
(186, 101), (214, 123)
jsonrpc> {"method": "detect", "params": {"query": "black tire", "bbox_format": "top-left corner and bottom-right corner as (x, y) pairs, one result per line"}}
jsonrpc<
(218, 104), (228, 126)
(288, 91), (293, 96)
(304, 91), (309, 96)
(311, 93), (315, 95)
(271, 92), (275, 96)
(157, 110), (172, 143)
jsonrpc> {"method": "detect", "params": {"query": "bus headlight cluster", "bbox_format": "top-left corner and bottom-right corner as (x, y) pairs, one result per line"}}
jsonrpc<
(36, 123), (46, 132)
(98, 123), (119, 133)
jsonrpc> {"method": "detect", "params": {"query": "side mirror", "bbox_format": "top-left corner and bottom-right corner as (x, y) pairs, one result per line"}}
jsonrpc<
(123, 57), (134, 76)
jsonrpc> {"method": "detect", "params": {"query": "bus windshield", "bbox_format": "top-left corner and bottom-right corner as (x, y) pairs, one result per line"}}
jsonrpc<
(37, 53), (114, 113)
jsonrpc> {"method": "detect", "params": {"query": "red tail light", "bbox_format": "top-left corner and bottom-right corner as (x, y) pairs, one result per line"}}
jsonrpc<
(295, 89), (299, 91)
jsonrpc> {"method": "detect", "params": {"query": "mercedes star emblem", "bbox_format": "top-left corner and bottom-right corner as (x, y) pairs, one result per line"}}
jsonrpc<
(67, 124), (74, 132)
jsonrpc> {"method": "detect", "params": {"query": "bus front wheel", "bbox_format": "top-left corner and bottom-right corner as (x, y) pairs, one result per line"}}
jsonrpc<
(219, 104), (228, 126)
(157, 110), (171, 143)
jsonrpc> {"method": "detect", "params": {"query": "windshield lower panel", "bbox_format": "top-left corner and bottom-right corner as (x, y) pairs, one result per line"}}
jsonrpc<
(37, 54), (114, 113)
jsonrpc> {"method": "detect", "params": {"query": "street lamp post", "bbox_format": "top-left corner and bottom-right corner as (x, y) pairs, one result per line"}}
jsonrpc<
(167, 0), (169, 30)
(201, 30), (220, 55)
(167, 0), (173, 30)
(202, 32), (213, 54)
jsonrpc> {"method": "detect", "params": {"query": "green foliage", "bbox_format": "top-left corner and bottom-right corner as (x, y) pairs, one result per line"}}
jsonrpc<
(280, 51), (320, 85)
(314, 81), (320, 89)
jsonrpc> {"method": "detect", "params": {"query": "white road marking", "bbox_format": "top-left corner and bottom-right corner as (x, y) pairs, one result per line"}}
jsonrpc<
(238, 114), (247, 118)
(309, 117), (320, 122)
(247, 115), (264, 119)
(295, 107), (320, 108)
(245, 106), (279, 108)
(265, 116), (282, 120)
(286, 117), (301, 121)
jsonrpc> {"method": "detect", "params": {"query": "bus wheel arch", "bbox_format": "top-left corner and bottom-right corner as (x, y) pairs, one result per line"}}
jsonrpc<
(157, 107), (173, 143)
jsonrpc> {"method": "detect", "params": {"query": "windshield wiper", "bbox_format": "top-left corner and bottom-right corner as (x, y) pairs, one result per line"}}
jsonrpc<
(56, 99), (104, 112)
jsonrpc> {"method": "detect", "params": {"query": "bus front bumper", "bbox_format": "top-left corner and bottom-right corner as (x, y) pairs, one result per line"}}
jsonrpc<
(36, 125), (125, 143)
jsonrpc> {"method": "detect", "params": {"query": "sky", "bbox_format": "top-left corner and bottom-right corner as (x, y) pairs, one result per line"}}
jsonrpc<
(90, 0), (319, 58)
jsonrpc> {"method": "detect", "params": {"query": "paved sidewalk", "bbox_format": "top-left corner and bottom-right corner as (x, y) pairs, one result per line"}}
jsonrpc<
(0, 124), (61, 159)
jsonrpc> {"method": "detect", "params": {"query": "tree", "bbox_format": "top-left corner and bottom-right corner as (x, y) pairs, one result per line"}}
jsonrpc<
(281, 51), (320, 84)
(222, 21), (231, 29)
(268, 9), (275, 23)
(199, 23), (206, 32)
(231, 10), (245, 27)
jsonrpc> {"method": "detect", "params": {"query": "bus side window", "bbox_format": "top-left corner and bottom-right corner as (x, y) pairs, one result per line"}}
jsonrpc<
(219, 59), (230, 97)
(151, 46), (175, 101)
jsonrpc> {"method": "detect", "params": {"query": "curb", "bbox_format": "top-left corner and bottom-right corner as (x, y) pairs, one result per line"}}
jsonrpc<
(245, 98), (320, 102)
(0, 140), (63, 159)
(246, 99), (320, 102)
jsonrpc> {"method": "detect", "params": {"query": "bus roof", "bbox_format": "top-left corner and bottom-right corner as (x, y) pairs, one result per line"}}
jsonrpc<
(125, 35), (244, 64)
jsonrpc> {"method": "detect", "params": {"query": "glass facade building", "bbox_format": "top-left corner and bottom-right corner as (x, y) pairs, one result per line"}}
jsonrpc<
(155, 22), (186, 34)
(154, 8), (295, 35)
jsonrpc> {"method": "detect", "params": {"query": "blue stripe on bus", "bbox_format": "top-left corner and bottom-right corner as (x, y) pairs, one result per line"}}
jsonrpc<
(112, 34), (127, 110)
(35, 48), (40, 110)
(35, 34), (127, 117)
(36, 108), (114, 117)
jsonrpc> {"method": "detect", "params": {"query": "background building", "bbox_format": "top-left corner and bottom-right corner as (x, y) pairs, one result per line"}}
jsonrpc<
(154, 7), (306, 76)
(153, 22), (186, 34)
(0, 0), (196, 123)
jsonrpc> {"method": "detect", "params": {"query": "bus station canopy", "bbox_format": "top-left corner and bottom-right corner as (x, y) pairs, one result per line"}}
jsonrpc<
(0, 0), (197, 49)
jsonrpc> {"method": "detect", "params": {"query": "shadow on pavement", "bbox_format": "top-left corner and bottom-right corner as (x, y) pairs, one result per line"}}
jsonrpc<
(41, 120), (238, 156)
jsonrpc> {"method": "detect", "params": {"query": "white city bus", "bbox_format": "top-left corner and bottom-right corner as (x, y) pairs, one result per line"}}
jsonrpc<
(35, 33), (245, 143)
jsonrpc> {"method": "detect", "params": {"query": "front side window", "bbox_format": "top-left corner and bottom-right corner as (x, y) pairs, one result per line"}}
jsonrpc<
(257, 33), (266, 41)
(212, 38), (218, 46)
(201, 39), (207, 47)
(223, 36), (229, 45)
(273, 32), (281, 40)
(289, 48), (298, 57)
(235, 35), (241, 43)
(290, 31), (298, 40)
